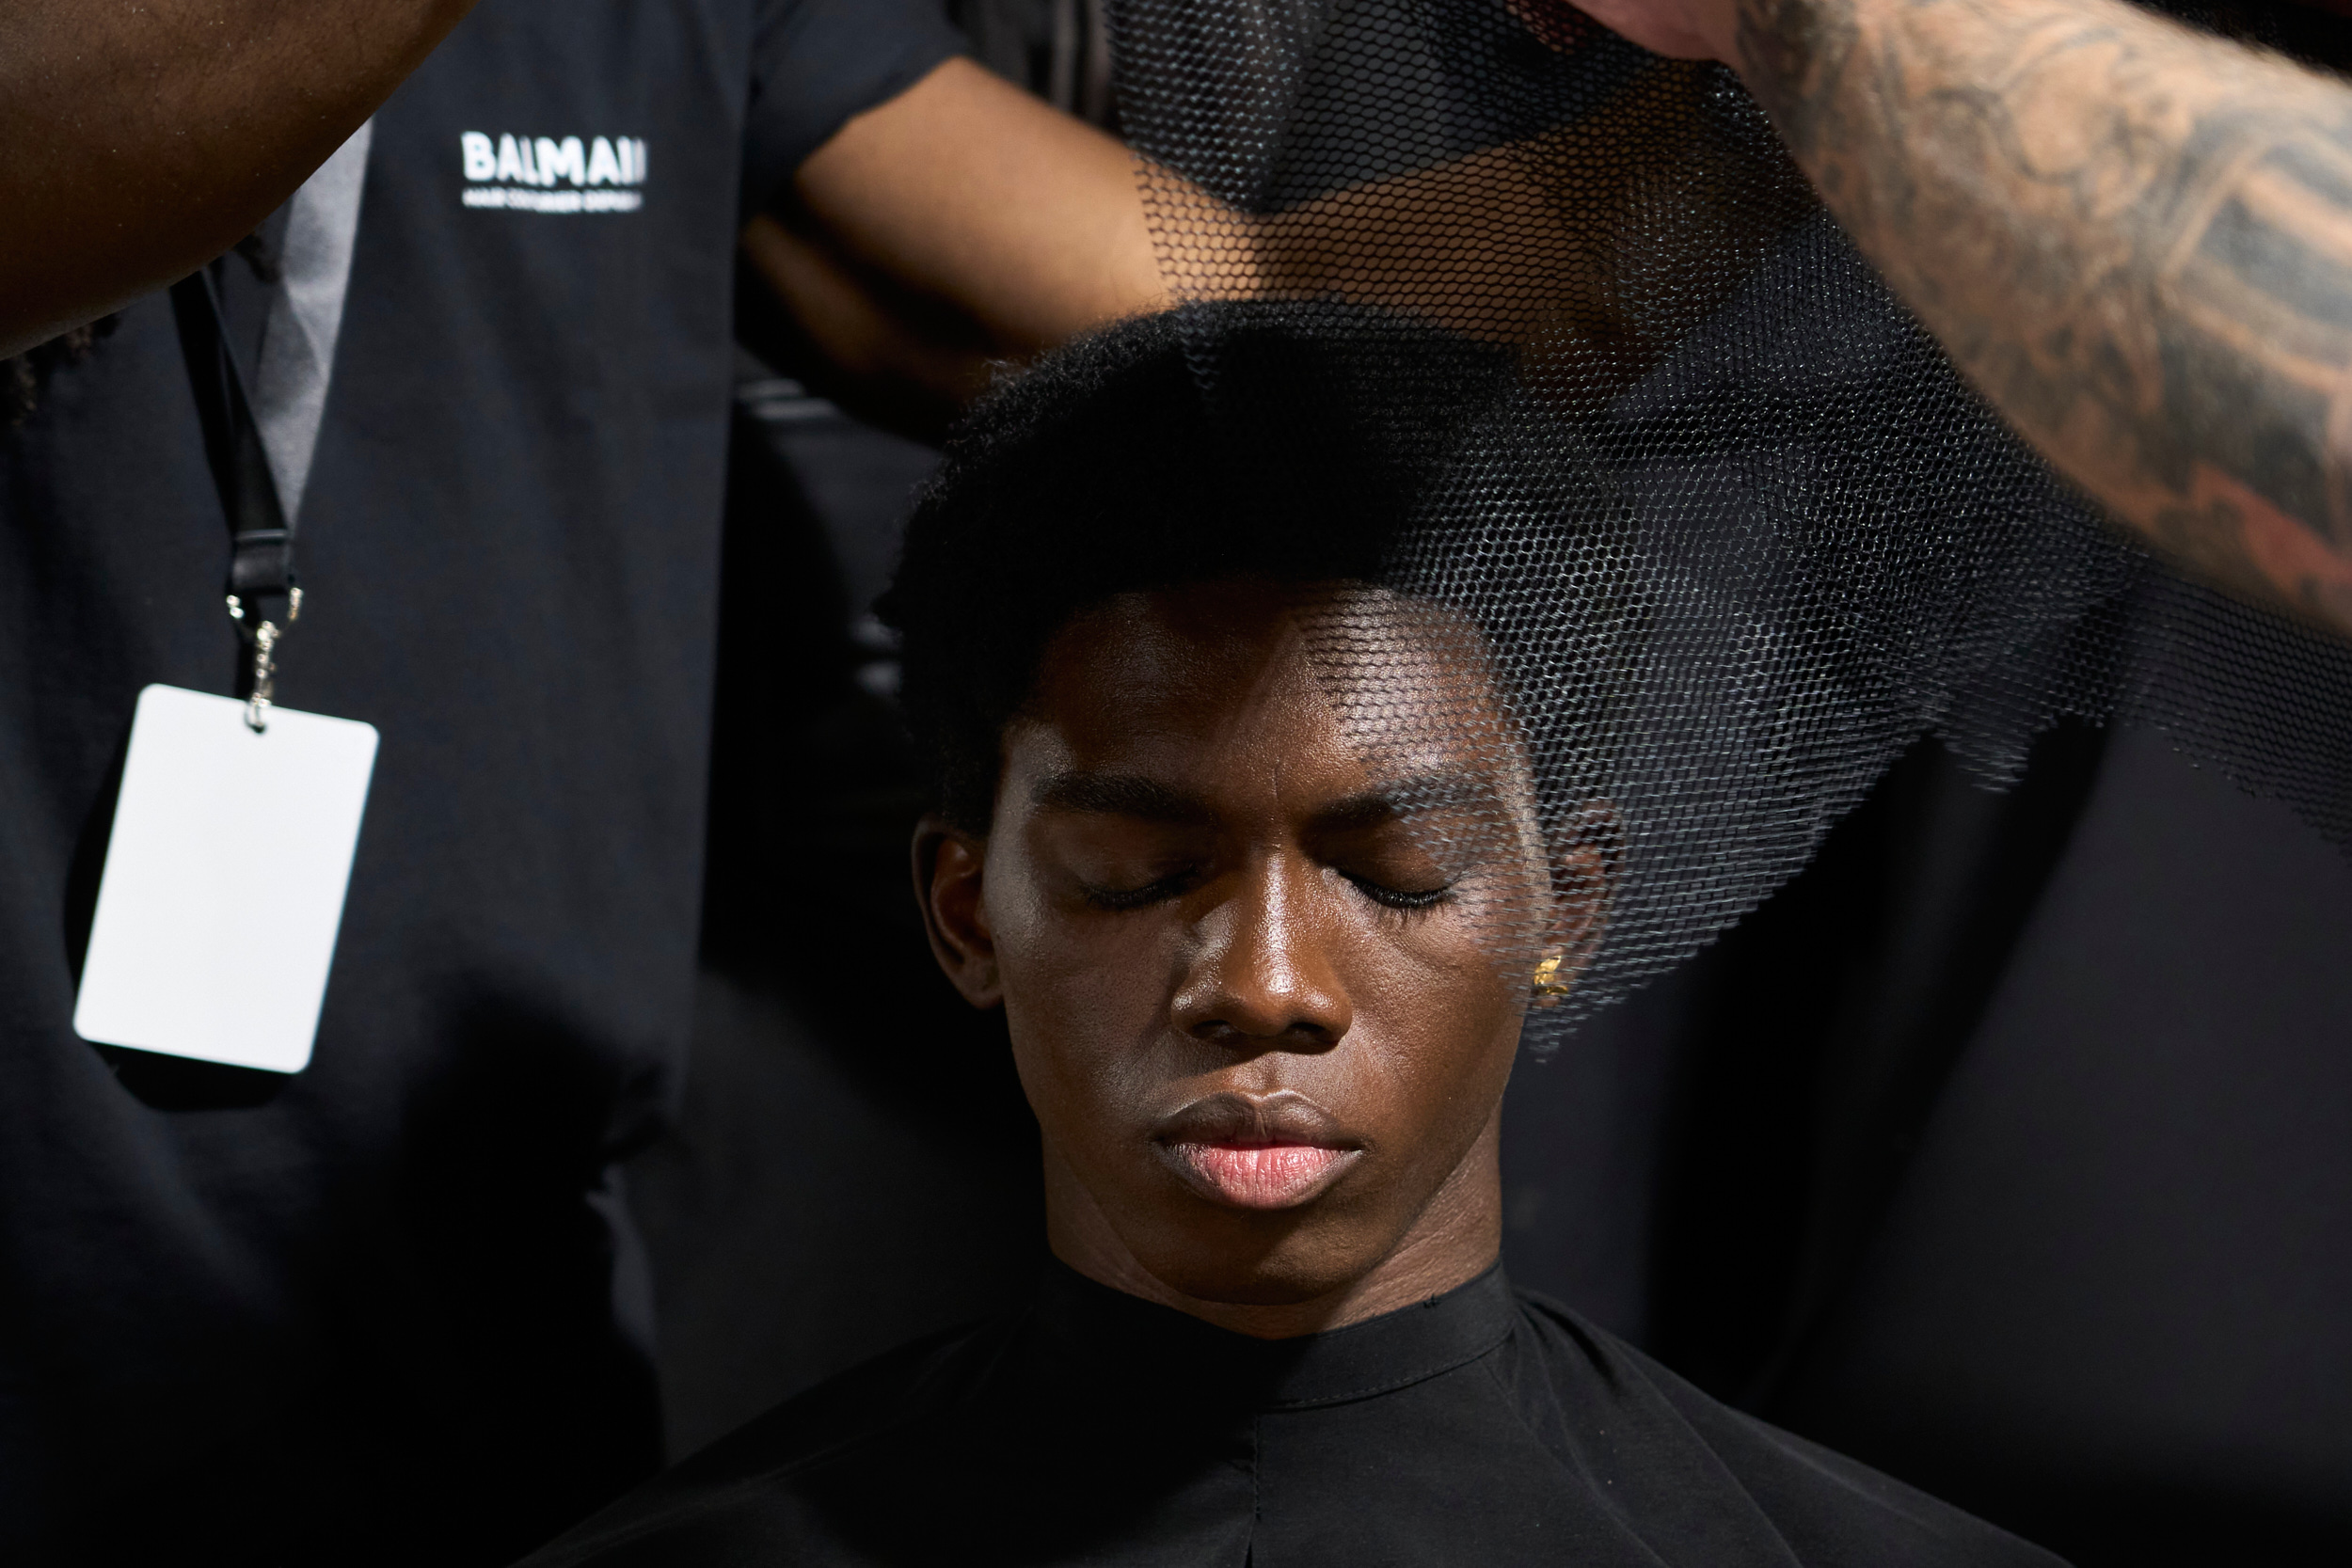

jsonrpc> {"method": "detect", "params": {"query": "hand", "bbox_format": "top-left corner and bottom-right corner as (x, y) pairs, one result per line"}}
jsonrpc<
(1533, 0), (1740, 63)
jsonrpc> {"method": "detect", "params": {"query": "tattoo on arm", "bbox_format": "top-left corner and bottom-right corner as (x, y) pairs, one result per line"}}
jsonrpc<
(1735, 0), (2352, 631)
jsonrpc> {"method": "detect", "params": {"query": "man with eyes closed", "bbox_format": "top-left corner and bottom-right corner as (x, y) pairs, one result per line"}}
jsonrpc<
(520, 305), (2065, 1568)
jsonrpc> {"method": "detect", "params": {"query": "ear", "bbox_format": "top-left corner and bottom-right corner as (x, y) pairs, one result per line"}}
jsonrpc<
(912, 812), (1003, 1009)
(1534, 800), (1619, 1004)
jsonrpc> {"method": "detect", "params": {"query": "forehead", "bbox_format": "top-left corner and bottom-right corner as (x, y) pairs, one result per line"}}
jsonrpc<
(1009, 581), (1518, 801)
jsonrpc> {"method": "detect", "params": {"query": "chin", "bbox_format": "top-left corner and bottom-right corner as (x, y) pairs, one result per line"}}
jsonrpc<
(1131, 1211), (1384, 1308)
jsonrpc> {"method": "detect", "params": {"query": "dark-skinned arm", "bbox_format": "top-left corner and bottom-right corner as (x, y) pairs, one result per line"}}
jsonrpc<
(739, 57), (1168, 436)
(1571, 0), (2352, 634)
(740, 52), (1638, 436)
(0, 0), (478, 358)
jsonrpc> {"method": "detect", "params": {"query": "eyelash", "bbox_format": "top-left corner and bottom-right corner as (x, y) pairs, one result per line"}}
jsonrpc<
(1343, 874), (1455, 914)
(1080, 871), (1200, 911)
(1079, 869), (1456, 914)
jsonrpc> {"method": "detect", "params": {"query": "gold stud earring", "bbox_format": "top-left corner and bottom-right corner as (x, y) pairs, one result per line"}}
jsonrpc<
(1531, 946), (1572, 1007)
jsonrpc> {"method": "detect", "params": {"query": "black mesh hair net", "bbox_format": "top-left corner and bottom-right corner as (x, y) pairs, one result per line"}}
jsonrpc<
(1070, 0), (2352, 1045)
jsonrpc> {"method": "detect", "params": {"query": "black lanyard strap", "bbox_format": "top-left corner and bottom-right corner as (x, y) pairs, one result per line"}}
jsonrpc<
(170, 269), (298, 727)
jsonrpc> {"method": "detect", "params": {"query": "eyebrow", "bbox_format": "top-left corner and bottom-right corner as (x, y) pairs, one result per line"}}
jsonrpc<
(1030, 768), (1507, 832)
(1310, 773), (1507, 832)
(1030, 771), (1218, 826)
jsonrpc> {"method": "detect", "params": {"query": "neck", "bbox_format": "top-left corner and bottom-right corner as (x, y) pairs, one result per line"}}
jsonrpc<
(1044, 1109), (1504, 1339)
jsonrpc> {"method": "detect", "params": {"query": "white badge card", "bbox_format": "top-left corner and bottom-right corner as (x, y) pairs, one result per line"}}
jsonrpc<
(74, 685), (378, 1074)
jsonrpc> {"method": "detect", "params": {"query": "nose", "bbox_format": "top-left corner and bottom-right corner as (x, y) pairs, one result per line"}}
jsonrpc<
(1170, 853), (1354, 1051)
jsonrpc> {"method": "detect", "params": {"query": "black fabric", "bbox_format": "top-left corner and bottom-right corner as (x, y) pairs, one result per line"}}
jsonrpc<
(1613, 691), (2352, 1562)
(522, 1262), (2068, 1568)
(1643, 721), (2113, 1398)
(212, 211), (293, 373)
(1749, 721), (2352, 1565)
(0, 2), (961, 1563)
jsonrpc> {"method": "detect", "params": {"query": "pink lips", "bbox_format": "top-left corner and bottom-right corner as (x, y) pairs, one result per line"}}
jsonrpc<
(1152, 1090), (1360, 1210)
(1166, 1141), (1353, 1208)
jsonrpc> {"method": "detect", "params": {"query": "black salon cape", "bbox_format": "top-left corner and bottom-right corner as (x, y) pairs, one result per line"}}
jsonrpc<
(522, 1263), (2066, 1568)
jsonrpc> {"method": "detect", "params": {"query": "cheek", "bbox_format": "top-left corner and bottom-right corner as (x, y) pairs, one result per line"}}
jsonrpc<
(1343, 925), (1524, 1146)
(983, 860), (1176, 1129)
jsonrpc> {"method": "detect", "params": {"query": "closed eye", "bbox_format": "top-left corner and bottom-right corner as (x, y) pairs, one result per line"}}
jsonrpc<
(1342, 871), (1454, 912)
(1079, 867), (1203, 911)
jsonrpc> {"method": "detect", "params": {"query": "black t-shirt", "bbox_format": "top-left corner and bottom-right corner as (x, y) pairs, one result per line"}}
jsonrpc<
(0, 2), (960, 1562)
(518, 1261), (2066, 1568)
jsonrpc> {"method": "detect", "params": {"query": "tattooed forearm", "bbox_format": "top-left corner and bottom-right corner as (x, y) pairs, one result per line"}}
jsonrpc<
(1733, 0), (2352, 632)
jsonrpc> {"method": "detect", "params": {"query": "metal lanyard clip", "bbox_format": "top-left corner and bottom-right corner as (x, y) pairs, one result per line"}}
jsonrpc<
(226, 584), (303, 731)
